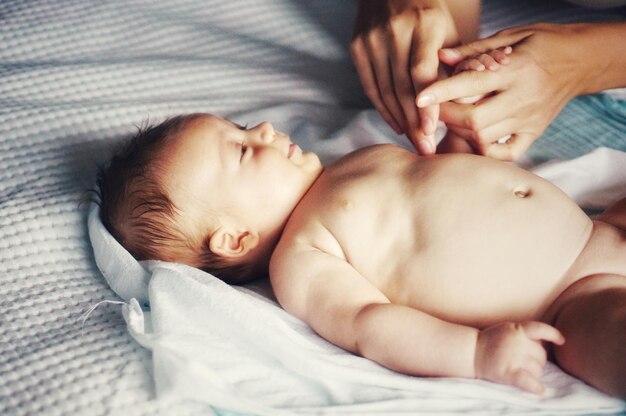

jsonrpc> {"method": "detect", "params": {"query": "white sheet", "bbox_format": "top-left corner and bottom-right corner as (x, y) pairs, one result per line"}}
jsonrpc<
(88, 111), (626, 414)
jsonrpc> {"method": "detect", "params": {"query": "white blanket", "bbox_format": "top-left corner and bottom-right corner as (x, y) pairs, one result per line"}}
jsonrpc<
(88, 110), (626, 415)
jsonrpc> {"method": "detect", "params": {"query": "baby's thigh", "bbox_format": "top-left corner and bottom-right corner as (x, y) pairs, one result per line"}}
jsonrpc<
(550, 274), (626, 398)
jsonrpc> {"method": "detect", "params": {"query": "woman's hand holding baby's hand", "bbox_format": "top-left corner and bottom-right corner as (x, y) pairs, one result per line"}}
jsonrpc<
(474, 321), (565, 395)
(417, 24), (590, 160)
(351, 0), (460, 155)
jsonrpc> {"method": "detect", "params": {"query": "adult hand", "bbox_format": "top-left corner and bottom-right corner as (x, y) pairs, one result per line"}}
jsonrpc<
(475, 321), (565, 395)
(416, 24), (593, 160)
(351, 0), (461, 155)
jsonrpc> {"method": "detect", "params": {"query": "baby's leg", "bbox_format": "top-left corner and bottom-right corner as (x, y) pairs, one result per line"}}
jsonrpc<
(596, 196), (626, 231)
(551, 274), (626, 398)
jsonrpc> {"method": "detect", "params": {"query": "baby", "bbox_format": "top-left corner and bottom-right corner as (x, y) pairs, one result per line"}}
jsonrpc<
(96, 66), (626, 400)
(97, 111), (626, 398)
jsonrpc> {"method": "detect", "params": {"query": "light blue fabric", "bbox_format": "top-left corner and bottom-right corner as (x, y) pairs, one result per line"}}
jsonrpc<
(527, 94), (626, 164)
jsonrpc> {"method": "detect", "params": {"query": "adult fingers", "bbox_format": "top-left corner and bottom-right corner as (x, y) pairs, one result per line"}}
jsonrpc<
(351, 36), (404, 134)
(411, 14), (446, 89)
(445, 128), (531, 161)
(366, 33), (408, 133)
(480, 133), (535, 161)
(411, 104), (438, 154)
(437, 131), (476, 154)
(445, 123), (517, 159)
(410, 14), (446, 153)
(523, 322), (566, 345)
(389, 16), (421, 144)
(468, 121), (517, 149)
(439, 97), (512, 133)
(438, 28), (532, 66)
(417, 70), (504, 109)
(444, 125), (474, 141)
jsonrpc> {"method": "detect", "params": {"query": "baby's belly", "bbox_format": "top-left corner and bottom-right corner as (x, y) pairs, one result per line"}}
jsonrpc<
(374, 159), (593, 328)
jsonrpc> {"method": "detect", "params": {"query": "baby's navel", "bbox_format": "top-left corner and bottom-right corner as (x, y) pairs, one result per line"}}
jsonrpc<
(513, 185), (531, 198)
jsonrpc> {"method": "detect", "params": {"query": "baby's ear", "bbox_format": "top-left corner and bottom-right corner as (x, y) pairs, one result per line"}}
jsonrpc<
(208, 226), (259, 259)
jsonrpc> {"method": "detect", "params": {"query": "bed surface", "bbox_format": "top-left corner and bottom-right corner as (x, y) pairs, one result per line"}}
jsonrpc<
(1, 1), (625, 415)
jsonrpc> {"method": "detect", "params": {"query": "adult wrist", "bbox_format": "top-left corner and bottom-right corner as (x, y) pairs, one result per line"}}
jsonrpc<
(570, 22), (626, 95)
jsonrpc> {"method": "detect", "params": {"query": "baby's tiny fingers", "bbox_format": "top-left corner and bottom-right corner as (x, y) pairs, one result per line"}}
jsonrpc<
(477, 54), (499, 71)
(524, 356), (545, 380)
(454, 58), (485, 74)
(513, 369), (544, 395)
(528, 341), (548, 365)
(490, 49), (510, 65)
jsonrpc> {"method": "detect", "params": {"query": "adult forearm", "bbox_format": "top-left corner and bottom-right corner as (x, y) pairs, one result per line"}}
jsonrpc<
(445, 0), (480, 43)
(353, 303), (479, 378)
(575, 22), (626, 95)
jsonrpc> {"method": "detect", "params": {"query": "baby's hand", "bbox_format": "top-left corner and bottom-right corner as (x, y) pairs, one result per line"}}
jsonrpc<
(474, 321), (565, 395)
(438, 46), (513, 153)
(453, 46), (512, 75)
(452, 46), (512, 104)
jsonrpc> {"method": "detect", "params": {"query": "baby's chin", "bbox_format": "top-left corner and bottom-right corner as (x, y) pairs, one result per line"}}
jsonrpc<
(302, 151), (324, 172)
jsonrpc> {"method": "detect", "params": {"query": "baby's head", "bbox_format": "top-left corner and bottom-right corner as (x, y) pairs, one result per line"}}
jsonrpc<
(97, 113), (323, 283)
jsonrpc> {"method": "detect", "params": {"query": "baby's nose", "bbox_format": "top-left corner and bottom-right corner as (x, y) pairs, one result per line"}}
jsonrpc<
(251, 121), (275, 143)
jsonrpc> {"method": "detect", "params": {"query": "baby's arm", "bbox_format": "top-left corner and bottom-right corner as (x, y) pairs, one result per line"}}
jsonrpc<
(271, 244), (477, 378)
(271, 242), (563, 393)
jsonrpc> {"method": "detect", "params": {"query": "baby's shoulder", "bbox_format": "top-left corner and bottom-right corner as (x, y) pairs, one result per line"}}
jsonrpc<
(275, 204), (345, 263)
(270, 208), (347, 312)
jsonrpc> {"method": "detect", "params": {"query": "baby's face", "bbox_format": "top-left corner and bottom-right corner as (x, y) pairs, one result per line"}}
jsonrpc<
(161, 114), (323, 245)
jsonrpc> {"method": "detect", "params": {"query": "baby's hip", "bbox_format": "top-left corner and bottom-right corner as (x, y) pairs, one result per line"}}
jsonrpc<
(541, 220), (626, 325)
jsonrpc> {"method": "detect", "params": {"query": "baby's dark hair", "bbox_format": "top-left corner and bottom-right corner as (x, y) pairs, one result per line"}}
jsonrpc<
(96, 114), (256, 284)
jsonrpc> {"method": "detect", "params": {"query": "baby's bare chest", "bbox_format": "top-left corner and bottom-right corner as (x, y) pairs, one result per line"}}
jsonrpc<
(305, 149), (592, 325)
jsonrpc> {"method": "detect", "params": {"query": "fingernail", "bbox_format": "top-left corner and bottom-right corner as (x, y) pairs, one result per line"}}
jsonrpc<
(417, 139), (434, 155)
(417, 93), (435, 108)
(504, 46), (512, 54)
(422, 116), (435, 135)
